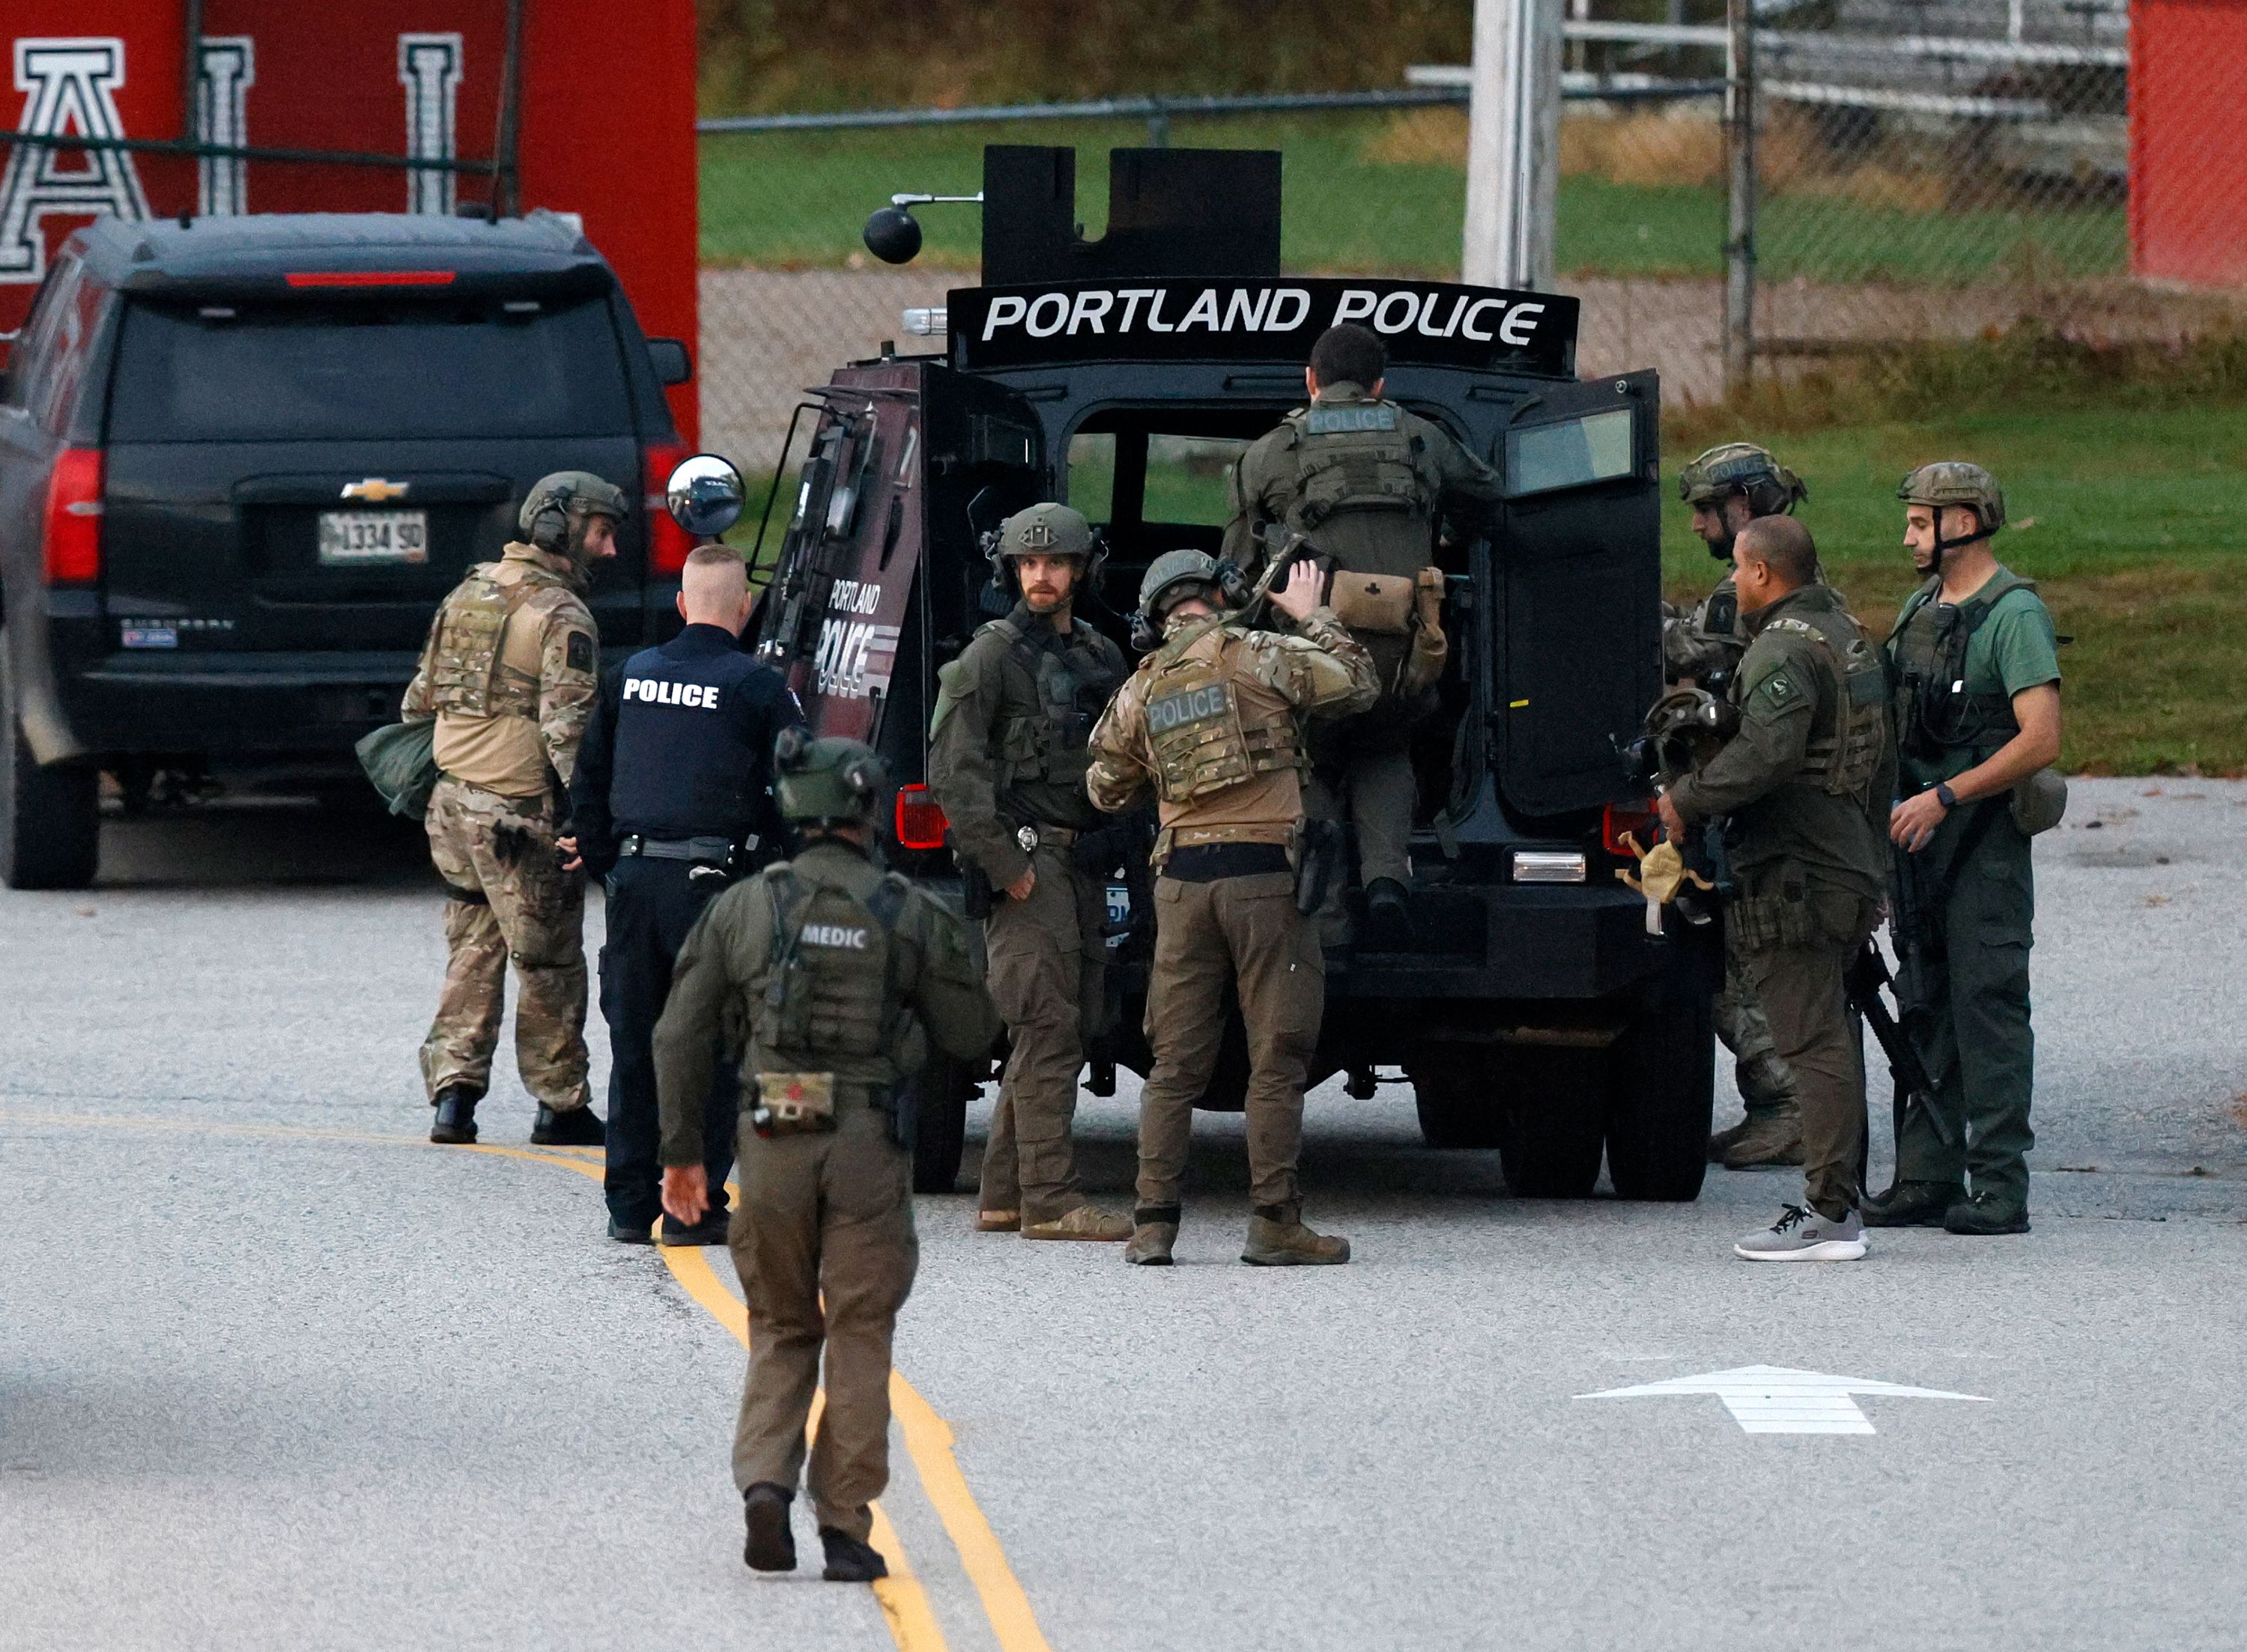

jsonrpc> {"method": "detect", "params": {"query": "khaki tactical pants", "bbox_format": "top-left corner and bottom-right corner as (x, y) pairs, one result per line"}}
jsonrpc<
(1136, 871), (1324, 1211)
(1735, 879), (1879, 1220)
(419, 776), (591, 1111)
(730, 1110), (918, 1544)
(977, 845), (1108, 1222)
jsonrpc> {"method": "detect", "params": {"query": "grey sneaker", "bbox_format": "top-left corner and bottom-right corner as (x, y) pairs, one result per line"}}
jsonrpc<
(1734, 1203), (1868, 1262)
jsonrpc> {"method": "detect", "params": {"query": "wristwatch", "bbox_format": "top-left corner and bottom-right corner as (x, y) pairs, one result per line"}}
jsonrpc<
(1933, 781), (1958, 810)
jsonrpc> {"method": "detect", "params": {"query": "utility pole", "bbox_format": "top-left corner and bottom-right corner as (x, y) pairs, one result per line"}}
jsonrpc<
(1723, 0), (1757, 398)
(1463, 0), (1562, 291)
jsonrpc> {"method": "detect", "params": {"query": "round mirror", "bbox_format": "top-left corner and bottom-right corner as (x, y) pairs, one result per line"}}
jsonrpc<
(664, 452), (745, 540)
(863, 205), (924, 265)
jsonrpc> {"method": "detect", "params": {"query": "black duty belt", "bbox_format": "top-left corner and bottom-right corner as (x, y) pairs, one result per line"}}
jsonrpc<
(1013, 821), (1081, 851)
(1163, 842), (1291, 882)
(619, 833), (736, 865)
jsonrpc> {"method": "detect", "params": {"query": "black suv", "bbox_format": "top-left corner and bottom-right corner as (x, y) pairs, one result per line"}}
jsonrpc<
(0, 210), (697, 889)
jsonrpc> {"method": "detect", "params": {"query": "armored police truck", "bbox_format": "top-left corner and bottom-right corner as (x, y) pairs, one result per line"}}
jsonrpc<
(721, 145), (1714, 1202)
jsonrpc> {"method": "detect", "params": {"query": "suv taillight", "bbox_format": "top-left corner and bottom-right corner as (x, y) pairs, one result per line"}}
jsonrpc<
(645, 439), (693, 576)
(894, 784), (948, 851)
(43, 447), (103, 584)
(1602, 798), (1663, 857)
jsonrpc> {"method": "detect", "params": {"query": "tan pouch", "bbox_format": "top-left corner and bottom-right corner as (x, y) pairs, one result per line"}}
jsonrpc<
(2010, 767), (2068, 836)
(1327, 570), (1416, 635)
(752, 1071), (838, 1136)
(1400, 566), (1449, 694)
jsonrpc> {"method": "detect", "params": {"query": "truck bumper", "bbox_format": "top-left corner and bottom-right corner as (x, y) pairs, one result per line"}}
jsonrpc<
(55, 649), (421, 763)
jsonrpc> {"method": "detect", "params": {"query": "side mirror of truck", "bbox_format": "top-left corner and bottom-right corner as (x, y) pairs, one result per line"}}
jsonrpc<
(646, 338), (691, 386)
(664, 453), (745, 540)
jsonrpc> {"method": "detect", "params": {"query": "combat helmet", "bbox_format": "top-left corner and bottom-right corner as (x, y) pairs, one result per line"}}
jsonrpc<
(1138, 548), (1222, 622)
(773, 729), (888, 827)
(1897, 461), (2005, 536)
(987, 502), (1105, 588)
(519, 470), (630, 564)
(1678, 443), (1808, 520)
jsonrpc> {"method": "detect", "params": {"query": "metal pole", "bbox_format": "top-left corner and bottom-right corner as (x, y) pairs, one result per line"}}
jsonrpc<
(494, 0), (526, 216)
(180, 0), (204, 143)
(1723, 0), (1756, 398)
(1463, 0), (1561, 290)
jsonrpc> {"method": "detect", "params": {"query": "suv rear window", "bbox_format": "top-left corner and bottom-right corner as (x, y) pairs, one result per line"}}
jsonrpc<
(106, 292), (631, 443)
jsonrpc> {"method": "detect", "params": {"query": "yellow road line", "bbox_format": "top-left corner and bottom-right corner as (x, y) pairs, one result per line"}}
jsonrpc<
(887, 1378), (1055, 1652)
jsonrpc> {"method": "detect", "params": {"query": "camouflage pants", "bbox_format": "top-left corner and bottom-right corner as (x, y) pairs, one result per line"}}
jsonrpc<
(419, 777), (592, 1111)
(1715, 933), (1798, 1116)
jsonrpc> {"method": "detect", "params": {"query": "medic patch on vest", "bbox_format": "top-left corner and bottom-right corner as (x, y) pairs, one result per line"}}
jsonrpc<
(799, 922), (870, 950)
(1307, 404), (1400, 434)
(1147, 681), (1233, 735)
(565, 631), (593, 672)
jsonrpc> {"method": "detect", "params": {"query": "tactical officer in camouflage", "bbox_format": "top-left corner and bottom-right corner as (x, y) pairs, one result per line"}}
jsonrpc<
(1867, 462), (2062, 1237)
(927, 503), (1132, 1242)
(1087, 550), (1379, 1266)
(655, 735), (998, 1584)
(402, 470), (624, 1147)
(1658, 517), (1894, 1262)
(1223, 324), (1503, 947)
(1667, 443), (1813, 1172)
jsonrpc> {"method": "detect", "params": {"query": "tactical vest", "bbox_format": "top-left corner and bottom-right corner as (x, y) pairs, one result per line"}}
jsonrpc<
(1759, 608), (1890, 808)
(1887, 570), (2037, 763)
(1141, 622), (1301, 804)
(979, 618), (1122, 794)
(751, 866), (913, 1075)
(427, 563), (558, 720)
(1282, 401), (1440, 539)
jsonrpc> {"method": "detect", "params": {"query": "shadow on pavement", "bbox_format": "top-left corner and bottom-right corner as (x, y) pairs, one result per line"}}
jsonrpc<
(94, 798), (436, 892)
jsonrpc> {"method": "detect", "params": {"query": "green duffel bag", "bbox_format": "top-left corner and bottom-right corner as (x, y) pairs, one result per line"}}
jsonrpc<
(356, 719), (440, 819)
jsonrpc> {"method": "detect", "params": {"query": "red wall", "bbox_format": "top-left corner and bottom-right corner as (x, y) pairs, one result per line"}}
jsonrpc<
(2129, 0), (2247, 288)
(2, 0), (697, 437)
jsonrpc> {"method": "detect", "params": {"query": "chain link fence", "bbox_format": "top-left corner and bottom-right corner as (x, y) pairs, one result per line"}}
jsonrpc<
(694, 0), (2245, 484)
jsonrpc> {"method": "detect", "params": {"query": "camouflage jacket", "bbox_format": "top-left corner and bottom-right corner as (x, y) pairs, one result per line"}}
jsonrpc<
(402, 541), (599, 796)
(1661, 570), (1747, 687)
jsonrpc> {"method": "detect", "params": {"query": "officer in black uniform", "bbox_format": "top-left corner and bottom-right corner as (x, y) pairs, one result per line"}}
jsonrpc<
(565, 544), (803, 1245)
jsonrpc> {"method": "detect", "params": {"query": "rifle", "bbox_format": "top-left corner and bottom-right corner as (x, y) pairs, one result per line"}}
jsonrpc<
(1855, 882), (1955, 1149)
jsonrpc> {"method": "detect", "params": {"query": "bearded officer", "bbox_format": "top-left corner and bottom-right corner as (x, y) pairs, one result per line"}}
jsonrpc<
(1087, 551), (1378, 1266)
(927, 503), (1132, 1241)
(1868, 462), (2062, 1237)
(655, 735), (998, 1582)
(564, 545), (803, 1247)
(1667, 443), (1813, 1171)
(1222, 323), (1503, 947)
(402, 470), (623, 1147)
(1657, 517), (1894, 1261)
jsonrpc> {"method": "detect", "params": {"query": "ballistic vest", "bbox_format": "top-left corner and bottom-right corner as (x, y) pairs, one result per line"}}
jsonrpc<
(1757, 606), (1890, 810)
(750, 864), (913, 1078)
(1281, 400), (1441, 556)
(426, 562), (567, 720)
(1887, 570), (2038, 764)
(977, 616), (1123, 797)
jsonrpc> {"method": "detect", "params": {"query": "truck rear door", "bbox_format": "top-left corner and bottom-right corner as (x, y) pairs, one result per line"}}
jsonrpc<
(1492, 370), (1662, 818)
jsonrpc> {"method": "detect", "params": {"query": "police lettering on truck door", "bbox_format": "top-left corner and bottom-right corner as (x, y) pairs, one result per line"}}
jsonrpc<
(813, 580), (900, 701)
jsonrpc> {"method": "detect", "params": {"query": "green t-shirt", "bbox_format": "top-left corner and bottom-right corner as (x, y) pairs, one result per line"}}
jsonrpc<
(1888, 564), (2060, 787)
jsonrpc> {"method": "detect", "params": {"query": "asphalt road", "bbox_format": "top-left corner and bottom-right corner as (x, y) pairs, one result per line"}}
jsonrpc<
(4, 779), (2243, 1652)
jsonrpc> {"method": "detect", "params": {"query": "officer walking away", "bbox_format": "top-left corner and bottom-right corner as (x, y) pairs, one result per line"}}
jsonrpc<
(1087, 552), (1379, 1266)
(654, 736), (998, 1582)
(1867, 463), (2062, 1237)
(1222, 323), (1503, 947)
(564, 545), (803, 1246)
(402, 471), (622, 1147)
(927, 503), (1132, 1242)
(1667, 443), (1813, 1172)
(1656, 517), (1893, 1262)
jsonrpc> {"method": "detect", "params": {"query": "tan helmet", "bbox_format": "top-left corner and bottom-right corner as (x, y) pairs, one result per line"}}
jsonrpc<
(1677, 442), (1808, 517)
(1897, 461), (2005, 534)
(519, 470), (628, 562)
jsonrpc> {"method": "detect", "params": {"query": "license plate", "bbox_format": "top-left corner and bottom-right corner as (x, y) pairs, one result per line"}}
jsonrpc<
(318, 509), (428, 566)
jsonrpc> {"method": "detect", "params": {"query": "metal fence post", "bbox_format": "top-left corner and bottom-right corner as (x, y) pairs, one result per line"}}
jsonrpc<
(1723, 0), (1756, 399)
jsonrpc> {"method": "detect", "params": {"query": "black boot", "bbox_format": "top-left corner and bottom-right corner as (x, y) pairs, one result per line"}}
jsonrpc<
(531, 1103), (605, 1146)
(1363, 878), (1414, 950)
(660, 1207), (732, 1247)
(742, 1482), (796, 1572)
(819, 1526), (888, 1582)
(1861, 1179), (1962, 1227)
(429, 1085), (481, 1145)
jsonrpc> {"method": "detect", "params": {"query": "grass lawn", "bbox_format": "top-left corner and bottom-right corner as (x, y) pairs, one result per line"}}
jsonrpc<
(1661, 404), (2247, 774)
(698, 116), (2121, 282)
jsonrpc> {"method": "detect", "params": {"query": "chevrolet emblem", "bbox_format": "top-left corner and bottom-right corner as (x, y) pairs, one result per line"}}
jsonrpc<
(342, 478), (409, 502)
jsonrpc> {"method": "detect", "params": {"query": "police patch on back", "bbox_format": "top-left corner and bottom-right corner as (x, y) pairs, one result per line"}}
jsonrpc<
(1147, 681), (1232, 735)
(1307, 404), (1400, 435)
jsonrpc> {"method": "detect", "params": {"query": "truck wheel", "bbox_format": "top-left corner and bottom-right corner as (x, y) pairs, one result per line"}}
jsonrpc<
(1, 631), (100, 890)
(1498, 1090), (1607, 1198)
(1407, 1045), (1505, 1149)
(1603, 988), (1714, 1201)
(911, 1060), (971, 1194)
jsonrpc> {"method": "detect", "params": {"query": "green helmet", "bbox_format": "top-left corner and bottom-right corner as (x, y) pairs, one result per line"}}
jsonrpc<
(772, 730), (887, 827)
(997, 502), (1094, 562)
(1138, 548), (1220, 622)
(519, 470), (629, 558)
(1897, 461), (2004, 533)
(1678, 442), (1807, 516)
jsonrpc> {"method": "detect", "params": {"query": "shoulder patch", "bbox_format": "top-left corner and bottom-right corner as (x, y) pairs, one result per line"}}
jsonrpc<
(565, 631), (594, 672)
(1758, 668), (1799, 706)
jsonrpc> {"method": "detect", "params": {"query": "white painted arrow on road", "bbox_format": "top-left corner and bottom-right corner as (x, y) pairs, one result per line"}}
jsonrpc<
(1577, 1364), (1992, 1435)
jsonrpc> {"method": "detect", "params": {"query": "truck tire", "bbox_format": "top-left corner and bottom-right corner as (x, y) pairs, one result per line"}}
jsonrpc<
(1407, 1044), (1506, 1149)
(1, 630), (100, 890)
(1603, 988), (1714, 1201)
(911, 1060), (972, 1194)
(1497, 1090), (1607, 1198)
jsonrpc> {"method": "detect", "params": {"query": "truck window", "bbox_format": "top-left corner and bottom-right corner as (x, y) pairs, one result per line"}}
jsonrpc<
(106, 292), (631, 444)
(1505, 407), (1635, 499)
(7, 256), (102, 435)
(1067, 428), (1253, 528)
